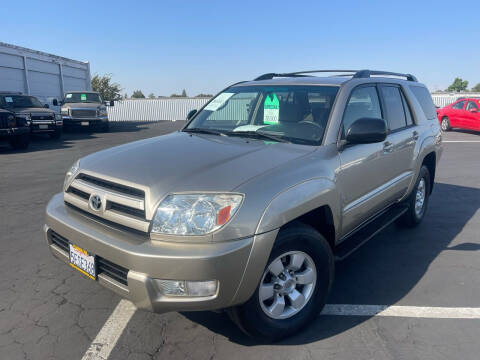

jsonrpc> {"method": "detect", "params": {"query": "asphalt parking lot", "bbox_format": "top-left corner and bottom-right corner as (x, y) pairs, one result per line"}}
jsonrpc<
(1, 122), (480, 360)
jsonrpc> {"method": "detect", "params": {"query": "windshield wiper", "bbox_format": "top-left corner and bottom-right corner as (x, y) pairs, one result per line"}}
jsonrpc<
(182, 128), (227, 136)
(226, 130), (290, 143)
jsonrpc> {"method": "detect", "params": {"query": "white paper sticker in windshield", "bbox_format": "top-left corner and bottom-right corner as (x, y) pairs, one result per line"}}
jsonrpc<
(264, 93), (279, 124)
(204, 92), (234, 111)
(5, 97), (13, 103)
(66, 94), (72, 99)
(81, 94), (87, 101)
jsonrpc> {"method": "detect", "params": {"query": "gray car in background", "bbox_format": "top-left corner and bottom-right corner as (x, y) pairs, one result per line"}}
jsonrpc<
(45, 70), (442, 341)
(59, 91), (113, 132)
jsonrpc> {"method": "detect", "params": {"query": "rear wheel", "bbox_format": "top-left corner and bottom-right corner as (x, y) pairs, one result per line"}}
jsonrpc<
(441, 117), (450, 132)
(398, 165), (431, 227)
(9, 133), (30, 150)
(229, 223), (334, 342)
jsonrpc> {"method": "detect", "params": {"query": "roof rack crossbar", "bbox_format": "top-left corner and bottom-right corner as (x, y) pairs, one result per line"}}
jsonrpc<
(253, 69), (418, 82)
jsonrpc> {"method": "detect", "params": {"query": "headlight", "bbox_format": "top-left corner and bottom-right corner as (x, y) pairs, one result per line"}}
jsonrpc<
(55, 113), (62, 121)
(98, 107), (107, 116)
(151, 193), (243, 235)
(61, 107), (69, 116)
(7, 115), (16, 127)
(63, 160), (80, 191)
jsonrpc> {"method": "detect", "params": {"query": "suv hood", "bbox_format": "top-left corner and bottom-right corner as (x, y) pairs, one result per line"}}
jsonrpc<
(10, 107), (54, 114)
(63, 102), (102, 108)
(80, 131), (315, 204)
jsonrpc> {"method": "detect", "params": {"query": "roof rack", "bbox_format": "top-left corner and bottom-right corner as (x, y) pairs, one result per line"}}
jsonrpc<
(0, 91), (23, 95)
(254, 69), (417, 82)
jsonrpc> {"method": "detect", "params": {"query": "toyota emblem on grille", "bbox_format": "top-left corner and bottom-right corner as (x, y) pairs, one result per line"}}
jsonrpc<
(89, 194), (102, 211)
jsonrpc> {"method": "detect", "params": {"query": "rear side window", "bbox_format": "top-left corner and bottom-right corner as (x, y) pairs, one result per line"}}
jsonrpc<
(401, 91), (414, 126)
(452, 100), (466, 110)
(379, 86), (407, 131)
(410, 86), (437, 120)
(343, 86), (382, 134)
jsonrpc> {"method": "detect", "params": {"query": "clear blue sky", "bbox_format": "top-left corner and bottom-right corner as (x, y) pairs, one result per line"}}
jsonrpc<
(1, 0), (479, 96)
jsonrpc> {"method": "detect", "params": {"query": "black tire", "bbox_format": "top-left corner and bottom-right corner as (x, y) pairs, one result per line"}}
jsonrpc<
(441, 117), (450, 132)
(229, 223), (334, 342)
(49, 128), (62, 139)
(398, 165), (431, 228)
(9, 133), (30, 150)
(100, 122), (110, 132)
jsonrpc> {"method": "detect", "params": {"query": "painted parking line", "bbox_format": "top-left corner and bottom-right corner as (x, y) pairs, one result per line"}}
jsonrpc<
(443, 140), (480, 143)
(321, 304), (480, 319)
(81, 299), (136, 360)
(82, 302), (480, 359)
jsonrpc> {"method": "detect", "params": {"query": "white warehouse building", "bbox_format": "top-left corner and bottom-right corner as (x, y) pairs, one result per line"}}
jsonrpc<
(0, 42), (91, 107)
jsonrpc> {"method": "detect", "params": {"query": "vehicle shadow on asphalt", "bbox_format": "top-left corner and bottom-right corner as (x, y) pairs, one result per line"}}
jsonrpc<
(180, 182), (480, 346)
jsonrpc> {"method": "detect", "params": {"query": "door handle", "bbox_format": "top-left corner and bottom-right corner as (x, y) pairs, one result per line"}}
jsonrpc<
(383, 141), (393, 153)
(412, 131), (419, 141)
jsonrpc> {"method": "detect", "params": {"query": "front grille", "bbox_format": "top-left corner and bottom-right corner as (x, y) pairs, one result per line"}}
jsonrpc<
(49, 230), (129, 286)
(77, 174), (145, 198)
(31, 114), (54, 121)
(97, 257), (129, 286)
(64, 173), (149, 232)
(71, 109), (97, 118)
(50, 231), (69, 252)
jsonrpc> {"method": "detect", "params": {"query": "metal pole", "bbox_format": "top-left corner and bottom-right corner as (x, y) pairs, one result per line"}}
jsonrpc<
(23, 56), (30, 95)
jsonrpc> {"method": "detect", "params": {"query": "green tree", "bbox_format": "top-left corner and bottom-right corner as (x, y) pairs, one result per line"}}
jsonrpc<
(181, 89), (187, 97)
(91, 73), (122, 101)
(471, 83), (480, 92)
(446, 78), (469, 92)
(131, 90), (145, 99)
(148, 93), (155, 99)
(195, 93), (213, 98)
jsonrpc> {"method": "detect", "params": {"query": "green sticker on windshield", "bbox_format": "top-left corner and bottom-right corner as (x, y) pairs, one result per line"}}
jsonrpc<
(264, 93), (279, 124)
(81, 94), (87, 101)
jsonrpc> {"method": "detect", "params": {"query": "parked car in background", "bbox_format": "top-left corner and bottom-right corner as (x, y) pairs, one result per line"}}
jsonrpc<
(437, 97), (480, 132)
(0, 92), (63, 139)
(60, 91), (113, 132)
(0, 108), (30, 149)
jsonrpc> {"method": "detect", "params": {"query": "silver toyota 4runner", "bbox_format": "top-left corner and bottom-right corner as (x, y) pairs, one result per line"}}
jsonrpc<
(45, 70), (442, 341)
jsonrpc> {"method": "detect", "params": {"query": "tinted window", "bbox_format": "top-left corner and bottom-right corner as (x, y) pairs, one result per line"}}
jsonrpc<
(380, 86), (407, 131)
(63, 92), (102, 103)
(343, 86), (382, 134)
(0, 95), (44, 108)
(452, 100), (466, 110)
(410, 86), (437, 120)
(401, 91), (414, 126)
(466, 101), (479, 111)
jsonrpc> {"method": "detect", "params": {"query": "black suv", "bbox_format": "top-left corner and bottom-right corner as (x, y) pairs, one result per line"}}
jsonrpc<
(0, 108), (30, 149)
(0, 93), (63, 139)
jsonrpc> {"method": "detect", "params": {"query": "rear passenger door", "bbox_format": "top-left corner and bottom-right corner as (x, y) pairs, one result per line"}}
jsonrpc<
(378, 84), (416, 199)
(450, 100), (467, 128)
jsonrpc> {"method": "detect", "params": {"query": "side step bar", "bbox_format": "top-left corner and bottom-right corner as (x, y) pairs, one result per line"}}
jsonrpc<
(334, 204), (409, 261)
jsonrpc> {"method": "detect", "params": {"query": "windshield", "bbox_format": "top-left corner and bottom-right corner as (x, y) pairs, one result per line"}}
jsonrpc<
(0, 95), (44, 108)
(63, 92), (102, 103)
(185, 85), (339, 145)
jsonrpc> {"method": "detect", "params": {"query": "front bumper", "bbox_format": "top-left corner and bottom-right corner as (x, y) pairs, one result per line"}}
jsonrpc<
(31, 120), (62, 133)
(0, 126), (30, 138)
(45, 193), (277, 313)
(63, 116), (108, 126)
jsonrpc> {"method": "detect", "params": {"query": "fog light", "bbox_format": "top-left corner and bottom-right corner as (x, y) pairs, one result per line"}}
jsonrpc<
(155, 279), (217, 297)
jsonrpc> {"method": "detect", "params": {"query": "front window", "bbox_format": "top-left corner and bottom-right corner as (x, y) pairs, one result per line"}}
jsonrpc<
(185, 85), (339, 145)
(0, 95), (44, 108)
(63, 92), (102, 103)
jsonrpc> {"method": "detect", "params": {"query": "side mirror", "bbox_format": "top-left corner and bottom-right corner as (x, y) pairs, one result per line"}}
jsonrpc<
(52, 99), (58, 106)
(44, 104), (49, 109)
(186, 109), (197, 120)
(110, 100), (115, 107)
(346, 117), (387, 144)
(469, 108), (478, 113)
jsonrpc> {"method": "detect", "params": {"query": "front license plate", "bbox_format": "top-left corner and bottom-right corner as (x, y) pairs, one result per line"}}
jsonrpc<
(39, 124), (48, 129)
(81, 121), (89, 126)
(69, 244), (96, 280)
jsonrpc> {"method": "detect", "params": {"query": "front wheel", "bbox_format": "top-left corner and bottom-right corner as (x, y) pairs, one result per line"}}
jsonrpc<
(229, 223), (334, 342)
(49, 128), (62, 139)
(9, 133), (30, 149)
(441, 117), (450, 132)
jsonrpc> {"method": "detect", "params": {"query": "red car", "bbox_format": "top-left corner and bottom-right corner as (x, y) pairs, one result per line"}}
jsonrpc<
(437, 98), (480, 132)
